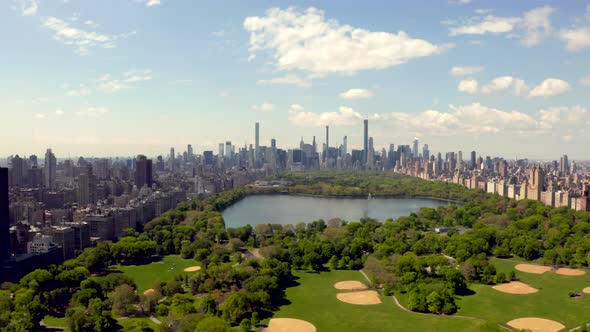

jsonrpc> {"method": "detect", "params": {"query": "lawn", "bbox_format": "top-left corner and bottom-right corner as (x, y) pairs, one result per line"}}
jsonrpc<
(115, 255), (199, 292)
(269, 269), (483, 332)
(117, 317), (159, 331)
(43, 315), (68, 329)
(456, 258), (590, 329)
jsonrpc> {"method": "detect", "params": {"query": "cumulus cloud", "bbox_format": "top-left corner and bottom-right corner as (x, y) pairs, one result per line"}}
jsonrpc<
(18, 0), (38, 16)
(448, 0), (472, 5)
(251, 103), (275, 112)
(257, 75), (311, 88)
(288, 104), (363, 127)
(55, 109), (65, 116)
(457, 79), (479, 94)
(145, 0), (161, 6)
(520, 6), (555, 47)
(529, 78), (571, 97)
(457, 76), (568, 97)
(449, 66), (484, 77)
(42, 16), (135, 54)
(124, 69), (152, 82)
(244, 7), (444, 76)
(448, 6), (554, 47)
(450, 16), (519, 36)
(559, 27), (590, 51)
(339, 88), (374, 99)
(77, 107), (110, 117)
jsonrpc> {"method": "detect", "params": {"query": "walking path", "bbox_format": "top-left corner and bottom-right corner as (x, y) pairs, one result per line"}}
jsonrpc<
(358, 270), (511, 331)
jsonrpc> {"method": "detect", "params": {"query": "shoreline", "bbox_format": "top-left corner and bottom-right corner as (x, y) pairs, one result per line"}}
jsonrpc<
(244, 190), (463, 205)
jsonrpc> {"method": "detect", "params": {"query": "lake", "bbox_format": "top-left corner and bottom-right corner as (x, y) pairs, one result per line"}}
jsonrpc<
(221, 194), (454, 227)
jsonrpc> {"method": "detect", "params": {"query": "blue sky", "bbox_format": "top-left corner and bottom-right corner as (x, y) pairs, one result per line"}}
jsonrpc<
(2, 0), (590, 159)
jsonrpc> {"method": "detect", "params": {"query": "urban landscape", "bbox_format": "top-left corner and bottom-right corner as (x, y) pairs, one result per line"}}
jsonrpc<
(3, 1), (590, 332)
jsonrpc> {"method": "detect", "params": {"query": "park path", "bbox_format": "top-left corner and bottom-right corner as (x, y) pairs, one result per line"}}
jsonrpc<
(358, 270), (512, 331)
(149, 316), (161, 325)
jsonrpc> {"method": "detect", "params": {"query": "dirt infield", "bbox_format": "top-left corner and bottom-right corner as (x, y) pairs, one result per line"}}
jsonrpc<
(583, 287), (590, 294)
(515, 264), (552, 274)
(143, 288), (155, 296)
(492, 281), (538, 294)
(334, 281), (369, 291)
(183, 266), (202, 272)
(336, 290), (382, 305)
(555, 268), (586, 276)
(507, 317), (565, 332)
(261, 318), (316, 332)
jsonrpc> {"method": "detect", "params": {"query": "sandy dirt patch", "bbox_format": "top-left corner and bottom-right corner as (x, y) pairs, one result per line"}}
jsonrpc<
(583, 287), (590, 294)
(555, 268), (586, 276)
(493, 281), (538, 294)
(143, 288), (155, 296)
(261, 318), (316, 332)
(334, 281), (369, 291)
(183, 266), (202, 272)
(507, 317), (565, 332)
(515, 264), (552, 274)
(336, 290), (382, 305)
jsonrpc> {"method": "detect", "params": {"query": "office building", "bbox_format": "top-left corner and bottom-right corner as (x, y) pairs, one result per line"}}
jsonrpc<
(135, 155), (153, 189)
(363, 119), (368, 164)
(44, 148), (57, 189)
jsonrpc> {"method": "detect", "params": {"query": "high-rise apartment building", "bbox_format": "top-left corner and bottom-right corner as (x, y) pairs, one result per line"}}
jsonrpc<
(255, 122), (260, 164)
(135, 155), (153, 189)
(363, 119), (368, 164)
(44, 148), (57, 189)
(412, 138), (419, 158)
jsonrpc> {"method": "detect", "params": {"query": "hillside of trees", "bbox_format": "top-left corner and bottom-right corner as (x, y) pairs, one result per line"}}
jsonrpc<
(2, 172), (590, 331)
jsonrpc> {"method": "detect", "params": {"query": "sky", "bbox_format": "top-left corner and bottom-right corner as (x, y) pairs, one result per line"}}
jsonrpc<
(2, 0), (590, 160)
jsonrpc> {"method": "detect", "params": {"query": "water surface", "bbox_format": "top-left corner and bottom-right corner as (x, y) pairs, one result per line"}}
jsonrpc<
(222, 195), (452, 227)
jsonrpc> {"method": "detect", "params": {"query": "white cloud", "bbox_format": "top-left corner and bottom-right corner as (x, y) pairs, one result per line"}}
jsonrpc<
(449, 66), (484, 77)
(559, 27), (590, 51)
(520, 6), (554, 47)
(562, 134), (573, 143)
(377, 103), (540, 136)
(251, 103), (275, 112)
(33, 113), (46, 119)
(77, 107), (110, 117)
(288, 105), (363, 127)
(580, 75), (590, 87)
(145, 0), (161, 6)
(449, 6), (554, 47)
(450, 15), (520, 35)
(257, 75), (311, 88)
(98, 80), (127, 94)
(457, 79), (479, 94)
(19, 0), (38, 16)
(65, 85), (91, 97)
(448, 0), (472, 5)
(529, 78), (571, 97)
(457, 76), (568, 97)
(124, 69), (152, 82)
(42, 16), (134, 54)
(339, 88), (374, 99)
(55, 109), (65, 116)
(244, 7), (444, 76)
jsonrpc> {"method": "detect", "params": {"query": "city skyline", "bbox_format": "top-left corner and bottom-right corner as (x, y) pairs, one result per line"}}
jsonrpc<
(3, 1), (590, 158)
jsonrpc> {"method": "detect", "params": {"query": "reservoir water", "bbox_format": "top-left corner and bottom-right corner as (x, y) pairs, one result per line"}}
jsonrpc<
(221, 195), (453, 227)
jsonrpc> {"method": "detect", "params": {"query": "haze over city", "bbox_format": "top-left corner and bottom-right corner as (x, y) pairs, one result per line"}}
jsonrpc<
(3, 0), (590, 158)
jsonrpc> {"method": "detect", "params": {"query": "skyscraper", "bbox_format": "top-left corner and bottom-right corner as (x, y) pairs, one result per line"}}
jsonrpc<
(325, 125), (329, 161)
(412, 138), (419, 158)
(363, 119), (368, 164)
(44, 148), (56, 189)
(0, 168), (9, 262)
(187, 144), (193, 161)
(78, 165), (96, 207)
(560, 154), (569, 175)
(135, 155), (153, 189)
(342, 136), (347, 156)
(470, 151), (477, 170)
(255, 122), (260, 164)
(10, 155), (24, 186)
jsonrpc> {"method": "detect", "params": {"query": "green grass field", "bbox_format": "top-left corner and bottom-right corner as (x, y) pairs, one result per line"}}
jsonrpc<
(117, 317), (159, 331)
(269, 269), (483, 332)
(456, 258), (590, 329)
(43, 315), (68, 329)
(115, 255), (199, 292)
